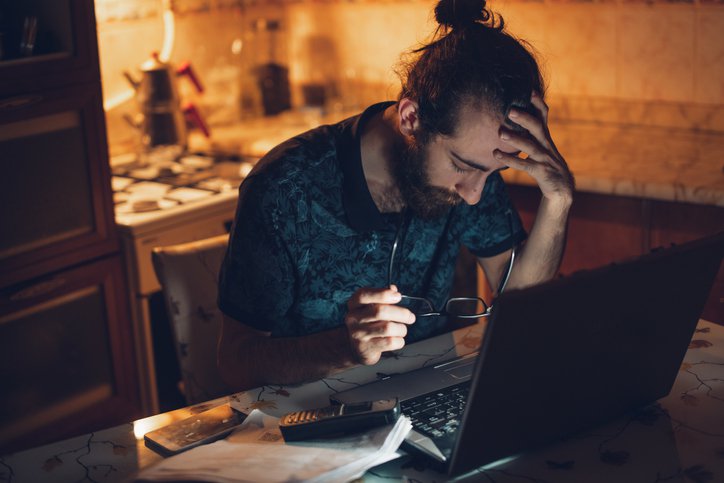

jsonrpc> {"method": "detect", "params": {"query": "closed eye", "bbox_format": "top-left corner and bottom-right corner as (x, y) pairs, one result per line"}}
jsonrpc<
(450, 151), (488, 172)
(451, 158), (473, 174)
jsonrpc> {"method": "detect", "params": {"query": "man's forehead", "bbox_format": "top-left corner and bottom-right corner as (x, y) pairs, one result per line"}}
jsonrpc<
(448, 106), (507, 139)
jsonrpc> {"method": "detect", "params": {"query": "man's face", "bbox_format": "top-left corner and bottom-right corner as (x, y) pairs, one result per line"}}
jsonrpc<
(393, 104), (519, 219)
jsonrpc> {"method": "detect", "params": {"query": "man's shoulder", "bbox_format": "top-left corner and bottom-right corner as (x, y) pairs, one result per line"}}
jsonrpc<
(237, 117), (357, 217)
(247, 118), (354, 187)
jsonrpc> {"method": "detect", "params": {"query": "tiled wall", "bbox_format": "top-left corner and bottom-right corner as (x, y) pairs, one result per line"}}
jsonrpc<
(95, 0), (724, 153)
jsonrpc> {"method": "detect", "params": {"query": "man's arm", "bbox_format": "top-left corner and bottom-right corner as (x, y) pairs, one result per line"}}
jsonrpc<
(481, 91), (574, 291)
(478, 196), (570, 292)
(217, 315), (356, 391)
(218, 286), (415, 392)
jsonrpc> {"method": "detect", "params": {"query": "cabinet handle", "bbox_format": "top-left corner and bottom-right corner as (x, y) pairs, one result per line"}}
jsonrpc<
(0, 94), (44, 112)
(10, 278), (67, 301)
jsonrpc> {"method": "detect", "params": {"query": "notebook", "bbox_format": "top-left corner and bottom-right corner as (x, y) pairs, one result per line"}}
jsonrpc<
(331, 232), (723, 476)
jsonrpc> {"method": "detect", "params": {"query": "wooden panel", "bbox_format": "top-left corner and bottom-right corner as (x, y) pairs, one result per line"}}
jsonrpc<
(506, 186), (647, 276)
(0, 82), (117, 288)
(561, 191), (646, 275)
(0, 254), (141, 453)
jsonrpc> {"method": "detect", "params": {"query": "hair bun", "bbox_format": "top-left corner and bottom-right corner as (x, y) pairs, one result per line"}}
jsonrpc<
(434, 0), (491, 30)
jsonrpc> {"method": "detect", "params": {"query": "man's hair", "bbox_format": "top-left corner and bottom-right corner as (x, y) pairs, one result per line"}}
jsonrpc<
(398, 0), (544, 142)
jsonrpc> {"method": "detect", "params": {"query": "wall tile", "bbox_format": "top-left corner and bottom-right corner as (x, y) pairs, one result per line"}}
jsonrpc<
(617, 5), (695, 102)
(542, 5), (617, 97)
(695, 6), (724, 104)
(286, 2), (434, 108)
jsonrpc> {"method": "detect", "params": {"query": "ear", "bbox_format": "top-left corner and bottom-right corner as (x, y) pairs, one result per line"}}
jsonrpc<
(397, 98), (420, 137)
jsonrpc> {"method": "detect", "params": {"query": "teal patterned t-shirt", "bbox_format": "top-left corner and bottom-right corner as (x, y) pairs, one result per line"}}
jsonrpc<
(218, 102), (527, 342)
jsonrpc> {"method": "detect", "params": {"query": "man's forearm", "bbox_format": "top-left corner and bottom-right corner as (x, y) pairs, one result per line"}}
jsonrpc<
(220, 325), (358, 391)
(508, 195), (572, 289)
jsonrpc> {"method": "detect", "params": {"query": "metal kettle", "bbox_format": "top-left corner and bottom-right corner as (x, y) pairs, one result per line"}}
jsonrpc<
(123, 52), (208, 154)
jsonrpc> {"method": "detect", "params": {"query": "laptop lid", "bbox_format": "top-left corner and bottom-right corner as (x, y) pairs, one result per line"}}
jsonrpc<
(448, 232), (723, 476)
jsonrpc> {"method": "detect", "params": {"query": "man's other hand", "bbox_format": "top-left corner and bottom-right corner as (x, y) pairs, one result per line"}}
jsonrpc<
(495, 91), (574, 204)
(344, 285), (416, 365)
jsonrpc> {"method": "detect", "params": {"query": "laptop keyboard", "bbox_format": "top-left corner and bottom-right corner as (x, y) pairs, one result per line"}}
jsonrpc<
(400, 382), (471, 440)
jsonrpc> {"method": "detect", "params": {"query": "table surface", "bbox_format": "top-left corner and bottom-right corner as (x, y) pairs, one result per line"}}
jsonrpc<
(2, 319), (723, 483)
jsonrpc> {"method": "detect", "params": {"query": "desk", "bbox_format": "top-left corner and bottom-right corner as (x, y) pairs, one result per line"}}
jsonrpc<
(2, 319), (723, 482)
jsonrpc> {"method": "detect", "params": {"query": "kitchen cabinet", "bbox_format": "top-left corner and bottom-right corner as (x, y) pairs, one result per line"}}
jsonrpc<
(0, 255), (140, 453)
(0, 0), (99, 96)
(505, 185), (724, 325)
(0, 83), (118, 287)
(0, 0), (142, 453)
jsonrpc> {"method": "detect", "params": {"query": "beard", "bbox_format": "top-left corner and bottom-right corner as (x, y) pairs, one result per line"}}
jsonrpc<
(391, 135), (463, 220)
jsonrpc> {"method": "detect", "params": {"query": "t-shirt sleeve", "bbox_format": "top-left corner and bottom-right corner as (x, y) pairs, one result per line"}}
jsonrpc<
(217, 175), (296, 333)
(459, 172), (527, 258)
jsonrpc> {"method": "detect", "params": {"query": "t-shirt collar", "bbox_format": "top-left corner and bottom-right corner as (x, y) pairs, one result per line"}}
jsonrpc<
(339, 101), (397, 232)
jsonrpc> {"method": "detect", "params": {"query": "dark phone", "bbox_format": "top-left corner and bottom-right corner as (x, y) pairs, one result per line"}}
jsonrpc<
(279, 398), (400, 442)
(144, 404), (247, 456)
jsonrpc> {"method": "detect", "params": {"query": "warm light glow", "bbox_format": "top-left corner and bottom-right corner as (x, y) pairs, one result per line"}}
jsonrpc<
(231, 38), (243, 55)
(239, 162), (254, 178)
(249, 139), (280, 158)
(133, 413), (174, 440)
(102, 0), (176, 112)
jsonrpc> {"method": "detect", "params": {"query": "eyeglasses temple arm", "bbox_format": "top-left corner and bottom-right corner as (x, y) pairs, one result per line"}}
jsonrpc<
(496, 244), (516, 296)
(387, 209), (407, 287)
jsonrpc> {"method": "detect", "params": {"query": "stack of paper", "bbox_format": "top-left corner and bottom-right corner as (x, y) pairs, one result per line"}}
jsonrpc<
(137, 409), (412, 482)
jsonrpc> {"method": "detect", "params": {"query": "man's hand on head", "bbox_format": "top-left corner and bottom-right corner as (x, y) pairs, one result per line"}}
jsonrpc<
(344, 285), (416, 365)
(494, 91), (574, 206)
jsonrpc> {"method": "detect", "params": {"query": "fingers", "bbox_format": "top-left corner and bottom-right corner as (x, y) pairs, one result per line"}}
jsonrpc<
(349, 304), (416, 325)
(494, 149), (540, 174)
(345, 285), (416, 365)
(506, 108), (549, 152)
(347, 286), (401, 310)
(495, 148), (574, 198)
(496, 91), (573, 199)
(494, 146), (561, 178)
(499, 127), (549, 162)
(529, 90), (549, 123)
(348, 319), (409, 341)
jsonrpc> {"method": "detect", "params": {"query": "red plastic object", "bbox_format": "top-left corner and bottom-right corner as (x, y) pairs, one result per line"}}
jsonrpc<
(177, 61), (205, 93)
(183, 102), (211, 138)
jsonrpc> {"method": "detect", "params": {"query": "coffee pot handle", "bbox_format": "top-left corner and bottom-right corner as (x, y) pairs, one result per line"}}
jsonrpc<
(177, 61), (204, 93)
(183, 102), (210, 138)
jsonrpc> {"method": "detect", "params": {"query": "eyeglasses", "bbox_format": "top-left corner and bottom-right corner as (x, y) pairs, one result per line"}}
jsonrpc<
(387, 209), (516, 319)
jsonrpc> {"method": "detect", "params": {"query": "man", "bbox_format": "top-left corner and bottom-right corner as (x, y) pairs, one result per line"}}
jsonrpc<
(217, 1), (574, 391)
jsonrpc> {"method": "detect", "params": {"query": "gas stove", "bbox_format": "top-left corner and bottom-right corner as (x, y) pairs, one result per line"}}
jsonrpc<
(110, 150), (258, 414)
(111, 151), (257, 235)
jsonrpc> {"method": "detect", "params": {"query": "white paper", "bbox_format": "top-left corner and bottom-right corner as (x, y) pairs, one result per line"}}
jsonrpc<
(137, 409), (411, 482)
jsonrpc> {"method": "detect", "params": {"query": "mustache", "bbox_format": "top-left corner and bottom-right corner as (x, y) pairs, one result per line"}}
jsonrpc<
(426, 186), (463, 206)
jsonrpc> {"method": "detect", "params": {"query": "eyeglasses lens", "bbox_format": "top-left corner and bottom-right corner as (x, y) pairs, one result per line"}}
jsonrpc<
(446, 298), (486, 317)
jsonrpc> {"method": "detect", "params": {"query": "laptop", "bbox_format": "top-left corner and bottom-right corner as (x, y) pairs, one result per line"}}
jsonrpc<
(331, 232), (724, 476)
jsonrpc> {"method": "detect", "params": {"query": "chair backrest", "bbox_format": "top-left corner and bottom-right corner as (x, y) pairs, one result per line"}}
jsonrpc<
(151, 234), (230, 405)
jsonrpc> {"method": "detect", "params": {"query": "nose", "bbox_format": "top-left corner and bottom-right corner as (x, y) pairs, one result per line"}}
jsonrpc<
(454, 172), (489, 205)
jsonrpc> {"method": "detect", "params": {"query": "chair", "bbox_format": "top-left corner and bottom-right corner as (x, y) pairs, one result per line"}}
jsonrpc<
(151, 234), (230, 405)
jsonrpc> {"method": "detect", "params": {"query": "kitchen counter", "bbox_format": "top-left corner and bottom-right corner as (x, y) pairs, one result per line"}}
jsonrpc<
(191, 110), (724, 208)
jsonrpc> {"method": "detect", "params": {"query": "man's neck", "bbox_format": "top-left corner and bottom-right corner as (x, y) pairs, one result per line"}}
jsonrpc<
(360, 103), (405, 213)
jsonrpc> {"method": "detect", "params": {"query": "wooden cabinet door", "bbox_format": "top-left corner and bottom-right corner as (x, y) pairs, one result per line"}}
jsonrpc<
(0, 82), (117, 288)
(507, 186), (647, 276)
(0, 0), (100, 95)
(0, 254), (141, 453)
